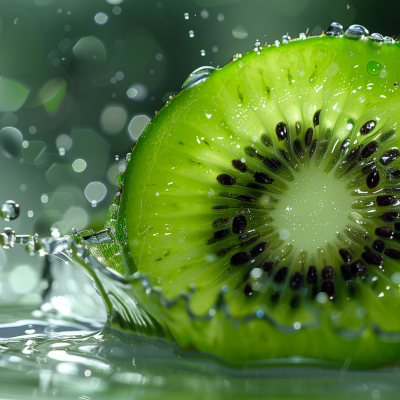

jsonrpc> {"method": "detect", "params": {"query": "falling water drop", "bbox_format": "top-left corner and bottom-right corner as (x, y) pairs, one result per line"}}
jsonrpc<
(1, 200), (20, 222)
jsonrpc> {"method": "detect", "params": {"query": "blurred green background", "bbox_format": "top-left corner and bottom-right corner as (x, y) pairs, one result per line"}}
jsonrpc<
(0, 0), (399, 305)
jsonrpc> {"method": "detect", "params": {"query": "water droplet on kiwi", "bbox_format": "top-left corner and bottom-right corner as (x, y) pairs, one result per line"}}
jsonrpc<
(282, 35), (290, 44)
(325, 22), (343, 37)
(1, 200), (20, 222)
(182, 66), (216, 90)
(367, 60), (384, 76)
(299, 32), (307, 40)
(383, 36), (395, 44)
(345, 25), (369, 39)
(370, 33), (384, 43)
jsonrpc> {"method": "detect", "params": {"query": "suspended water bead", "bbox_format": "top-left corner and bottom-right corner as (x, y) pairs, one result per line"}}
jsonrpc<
(189, 30), (194, 38)
(200, 49), (206, 56)
(184, 12), (189, 20)
(345, 25), (369, 39)
(370, 33), (384, 43)
(1, 200), (20, 221)
(325, 22), (344, 37)
(115, 155), (119, 161)
(282, 35), (290, 44)
(2, 227), (16, 248)
(347, 5), (350, 9)
(181, 66), (216, 90)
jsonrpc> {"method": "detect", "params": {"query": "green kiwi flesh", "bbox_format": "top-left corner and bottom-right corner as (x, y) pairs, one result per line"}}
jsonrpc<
(112, 33), (400, 368)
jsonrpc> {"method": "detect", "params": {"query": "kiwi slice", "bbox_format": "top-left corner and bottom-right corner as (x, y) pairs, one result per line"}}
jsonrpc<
(114, 27), (400, 368)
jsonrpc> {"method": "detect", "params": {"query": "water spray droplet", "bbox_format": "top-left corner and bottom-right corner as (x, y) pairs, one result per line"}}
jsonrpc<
(1, 200), (20, 221)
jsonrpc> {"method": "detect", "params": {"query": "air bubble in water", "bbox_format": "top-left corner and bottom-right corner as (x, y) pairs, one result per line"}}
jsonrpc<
(1, 200), (20, 222)
(346, 5), (350, 9)
(184, 12), (189, 20)
(115, 155), (120, 161)
(282, 35), (290, 44)
(189, 30), (194, 38)
(200, 49), (206, 56)
(299, 32), (307, 40)
(325, 22), (343, 37)
(345, 25), (369, 39)
(254, 39), (261, 47)
(275, 40), (280, 47)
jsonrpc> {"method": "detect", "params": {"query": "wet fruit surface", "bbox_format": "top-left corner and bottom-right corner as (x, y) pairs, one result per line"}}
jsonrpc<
(113, 33), (400, 367)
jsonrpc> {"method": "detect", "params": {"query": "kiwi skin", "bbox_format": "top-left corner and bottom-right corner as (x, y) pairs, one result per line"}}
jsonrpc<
(109, 32), (400, 368)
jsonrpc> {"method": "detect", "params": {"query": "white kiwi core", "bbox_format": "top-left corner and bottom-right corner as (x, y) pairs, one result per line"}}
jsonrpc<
(272, 167), (353, 253)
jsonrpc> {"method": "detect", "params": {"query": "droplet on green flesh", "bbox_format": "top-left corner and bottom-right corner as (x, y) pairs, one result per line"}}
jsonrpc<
(114, 34), (400, 368)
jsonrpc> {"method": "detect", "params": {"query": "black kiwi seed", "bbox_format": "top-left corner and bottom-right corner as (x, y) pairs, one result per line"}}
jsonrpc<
(343, 145), (362, 164)
(372, 239), (385, 252)
(290, 272), (304, 289)
(230, 252), (251, 266)
(339, 248), (352, 264)
(244, 283), (253, 296)
(310, 140), (317, 158)
(375, 226), (394, 238)
(293, 139), (304, 158)
(361, 163), (376, 175)
(263, 157), (281, 172)
(380, 148), (400, 166)
(360, 120), (376, 135)
(321, 281), (335, 297)
(340, 264), (352, 281)
(253, 172), (274, 184)
(350, 260), (367, 277)
(259, 261), (274, 272)
(389, 169), (400, 179)
(384, 248), (400, 261)
(305, 128), (313, 147)
(260, 134), (271, 147)
(306, 265), (318, 284)
(213, 229), (231, 240)
(235, 195), (257, 202)
(321, 266), (334, 280)
(290, 296), (300, 308)
(313, 110), (321, 126)
(376, 195), (398, 207)
(217, 174), (236, 185)
(362, 249), (383, 265)
(250, 242), (269, 257)
(395, 223), (400, 231)
(212, 205), (229, 210)
(275, 122), (287, 141)
(380, 212), (400, 222)
(274, 266), (288, 283)
(232, 159), (247, 172)
(366, 170), (380, 189)
(232, 215), (247, 234)
(361, 141), (379, 158)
